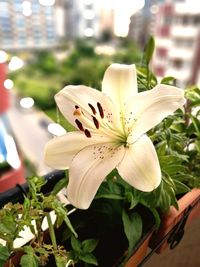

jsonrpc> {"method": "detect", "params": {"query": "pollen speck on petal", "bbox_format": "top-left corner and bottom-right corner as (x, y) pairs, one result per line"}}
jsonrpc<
(73, 108), (82, 116)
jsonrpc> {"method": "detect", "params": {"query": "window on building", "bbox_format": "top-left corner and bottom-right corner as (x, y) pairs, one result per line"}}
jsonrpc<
(172, 59), (183, 69)
(182, 16), (189, 25)
(164, 15), (171, 25)
(194, 15), (200, 25)
(154, 66), (165, 77)
(174, 38), (194, 48)
(156, 48), (167, 57)
(159, 26), (170, 37)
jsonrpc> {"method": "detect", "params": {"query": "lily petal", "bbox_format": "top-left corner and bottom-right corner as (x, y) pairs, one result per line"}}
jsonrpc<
(44, 131), (112, 169)
(117, 135), (161, 192)
(126, 84), (186, 142)
(67, 143), (125, 209)
(55, 85), (122, 132)
(102, 64), (137, 114)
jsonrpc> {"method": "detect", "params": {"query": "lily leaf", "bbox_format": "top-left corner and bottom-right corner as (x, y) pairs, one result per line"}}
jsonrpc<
(144, 36), (155, 64)
(79, 253), (98, 266)
(82, 239), (98, 253)
(71, 236), (82, 254)
(173, 180), (191, 194)
(52, 175), (68, 196)
(161, 76), (176, 85)
(122, 210), (142, 256)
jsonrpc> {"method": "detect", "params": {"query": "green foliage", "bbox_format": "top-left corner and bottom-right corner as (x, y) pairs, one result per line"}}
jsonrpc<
(20, 246), (39, 267)
(185, 86), (200, 107)
(70, 236), (98, 266)
(0, 244), (10, 267)
(0, 175), (77, 267)
(113, 38), (142, 64)
(161, 76), (176, 85)
(143, 36), (155, 65)
(122, 211), (142, 257)
(33, 51), (58, 74)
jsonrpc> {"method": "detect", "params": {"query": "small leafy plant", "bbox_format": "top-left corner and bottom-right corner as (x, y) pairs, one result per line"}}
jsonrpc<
(0, 176), (98, 267)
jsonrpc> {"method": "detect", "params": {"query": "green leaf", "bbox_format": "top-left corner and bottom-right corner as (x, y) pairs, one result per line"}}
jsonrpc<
(82, 239), (98, 253)
(0, 215), (16, 236)
(52, 176), (68, 196)
(55, 255), (69, 267)
(95, 194), (124, 200)
(0, 244), (10, 267)
(190, 114), (200, 137)
(163, 164), (188, 175)
(157, 181), (171, 212)
(168, 187), (179, 210)
(71, 236), (82, 254)
(122, 210), (142, 256)
(156, 141), (167, 156)
(161, 76), (176, 85)
(173, 180), (191, 194)
(144, 36), (155, 64)
(79, 253), (98, 266)
(124, 191), (138, 209)
(52, 200), (77, 237)
(150, 208), (161, 228)
(20, 246), (38, 267)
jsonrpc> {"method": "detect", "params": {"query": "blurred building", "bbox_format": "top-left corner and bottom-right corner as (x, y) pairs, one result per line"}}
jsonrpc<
(128, 0), (164, 47)
(0, 0), (65, 51)
(151, 0), (200, 86)
(65, 0), (101, 39)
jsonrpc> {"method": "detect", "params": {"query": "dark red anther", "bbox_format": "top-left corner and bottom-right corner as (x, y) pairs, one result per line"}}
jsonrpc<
(88, 103), (97, 115)
(75, 119), (84, 131)
(92, 116), (99, 129)
(97, 102), (104, 119)
(75, 105), (79, 109)
(84, 129), (91, 138)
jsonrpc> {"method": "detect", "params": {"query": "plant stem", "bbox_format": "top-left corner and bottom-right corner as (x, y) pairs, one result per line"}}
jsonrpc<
(6, 240), (14, 253)
(36, 219), (43, 247)
(147, 65), (150, 90)
(46, 213), (57, 250)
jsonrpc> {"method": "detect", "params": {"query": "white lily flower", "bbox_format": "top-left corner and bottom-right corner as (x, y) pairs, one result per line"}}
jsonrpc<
(44, 64), (186, 209)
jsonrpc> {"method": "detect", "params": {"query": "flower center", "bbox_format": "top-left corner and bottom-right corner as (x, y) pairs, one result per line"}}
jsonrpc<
(73, 102), (128, 144)
(73, 102), (106, 138)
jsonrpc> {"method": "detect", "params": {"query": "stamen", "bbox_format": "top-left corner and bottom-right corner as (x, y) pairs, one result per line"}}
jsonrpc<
(88, 103), (97, 115)
(73, 108), (82, 116)
(75, 119), (84, 131)
(92, 116), (99, 129)
(97, 102), (104, 119)
(84, 129), (91, 138)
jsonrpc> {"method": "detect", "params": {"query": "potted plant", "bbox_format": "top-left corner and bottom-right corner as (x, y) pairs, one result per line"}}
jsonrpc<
(43, 37), (199, 266)
(0, 37), (199, 267)
(149, 84), (200, 254)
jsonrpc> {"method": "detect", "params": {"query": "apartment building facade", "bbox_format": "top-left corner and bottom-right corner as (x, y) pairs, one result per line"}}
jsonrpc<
(151, 0), (200, 86)
(0, 0), (64, 50)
